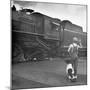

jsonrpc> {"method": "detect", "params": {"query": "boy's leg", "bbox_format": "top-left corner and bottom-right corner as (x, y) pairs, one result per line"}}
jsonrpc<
(73, 59), (78, 76)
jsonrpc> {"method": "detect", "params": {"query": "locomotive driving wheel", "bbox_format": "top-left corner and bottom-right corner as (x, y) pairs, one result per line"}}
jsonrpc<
(12, 43), (25, 63)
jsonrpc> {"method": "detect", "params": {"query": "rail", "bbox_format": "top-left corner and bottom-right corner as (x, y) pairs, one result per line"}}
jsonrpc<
(36, 37), (50, 50)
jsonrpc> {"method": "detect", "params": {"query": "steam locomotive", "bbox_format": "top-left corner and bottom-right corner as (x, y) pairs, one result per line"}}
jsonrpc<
(12, 7), (87, 63)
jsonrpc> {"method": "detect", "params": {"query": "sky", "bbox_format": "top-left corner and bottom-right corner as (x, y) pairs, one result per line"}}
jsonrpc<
(12, 0), (87, 32)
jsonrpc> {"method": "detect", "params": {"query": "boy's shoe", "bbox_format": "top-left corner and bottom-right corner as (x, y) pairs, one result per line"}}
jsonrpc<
(70, 75), (77, 82)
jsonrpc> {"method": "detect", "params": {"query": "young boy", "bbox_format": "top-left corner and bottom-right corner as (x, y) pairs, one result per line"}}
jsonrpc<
(66, 37), (82, 80)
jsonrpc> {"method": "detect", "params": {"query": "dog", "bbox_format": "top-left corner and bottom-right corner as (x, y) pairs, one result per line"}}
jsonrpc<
(66, 63), (77, 82)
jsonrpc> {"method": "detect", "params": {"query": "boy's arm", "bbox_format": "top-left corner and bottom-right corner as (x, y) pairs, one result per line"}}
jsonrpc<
(68, 44), (73, 55)
(78, 41), (83, 48)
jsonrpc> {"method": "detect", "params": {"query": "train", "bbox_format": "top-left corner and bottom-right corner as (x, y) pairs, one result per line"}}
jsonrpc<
(12, 7), (87, 63)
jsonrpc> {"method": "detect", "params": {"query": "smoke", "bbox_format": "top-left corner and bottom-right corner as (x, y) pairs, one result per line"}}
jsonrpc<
(12, 0), (37, 8)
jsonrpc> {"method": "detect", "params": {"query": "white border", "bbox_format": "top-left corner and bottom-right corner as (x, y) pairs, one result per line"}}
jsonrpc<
(0, 0), (89, 90)
(13, 0), (88, 5)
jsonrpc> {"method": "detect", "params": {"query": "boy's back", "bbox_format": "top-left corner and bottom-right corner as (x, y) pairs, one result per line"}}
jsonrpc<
(68, 43), (79, 59)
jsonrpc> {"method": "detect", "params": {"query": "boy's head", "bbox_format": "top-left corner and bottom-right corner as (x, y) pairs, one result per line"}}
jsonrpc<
(73, 37), (79, 44)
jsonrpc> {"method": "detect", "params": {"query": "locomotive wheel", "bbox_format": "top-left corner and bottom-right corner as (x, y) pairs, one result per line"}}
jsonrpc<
(12, 43), (25, 63)
(31, 52), (44, 61)
(31, 48), (48, 61)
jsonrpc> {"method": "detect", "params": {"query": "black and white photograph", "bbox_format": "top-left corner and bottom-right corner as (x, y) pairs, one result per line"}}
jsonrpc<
(11, 0), (87, 89)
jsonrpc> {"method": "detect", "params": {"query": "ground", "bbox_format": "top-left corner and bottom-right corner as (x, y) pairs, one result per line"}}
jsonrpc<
(12, 57), (87, 89)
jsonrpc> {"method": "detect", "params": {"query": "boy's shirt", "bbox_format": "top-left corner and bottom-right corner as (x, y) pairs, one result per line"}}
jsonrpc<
(68, 43), (80, 59)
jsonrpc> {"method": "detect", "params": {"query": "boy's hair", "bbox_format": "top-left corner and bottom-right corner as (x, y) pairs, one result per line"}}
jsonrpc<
(73, 37), (78, 42)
